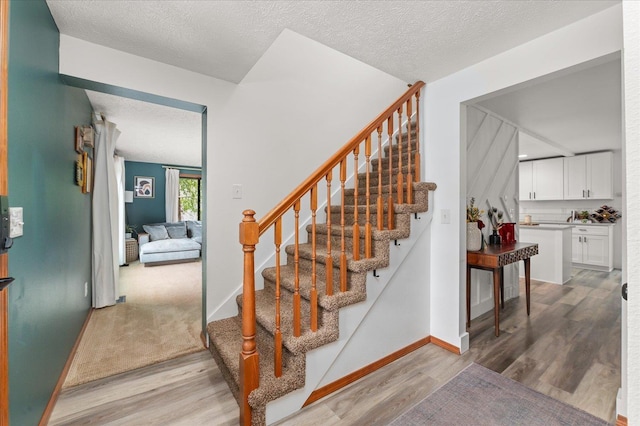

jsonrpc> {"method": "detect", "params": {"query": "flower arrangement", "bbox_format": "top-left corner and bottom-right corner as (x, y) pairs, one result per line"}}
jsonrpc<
(467, 198), (485, 230)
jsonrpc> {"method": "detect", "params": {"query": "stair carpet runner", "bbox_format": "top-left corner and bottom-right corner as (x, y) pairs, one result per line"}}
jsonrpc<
(207, 127), (436, 425)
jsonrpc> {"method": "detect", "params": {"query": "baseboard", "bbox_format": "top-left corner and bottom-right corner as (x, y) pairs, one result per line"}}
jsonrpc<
(430, 336), (461, 354)
(616, 415), (627, 426)
(39, 308), (93, 426)
(303, 336), (431, 407)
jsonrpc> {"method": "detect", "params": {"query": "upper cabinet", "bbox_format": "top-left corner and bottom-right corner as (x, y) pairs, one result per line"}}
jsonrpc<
(563, 152), (613, 200)
(519, 157), (564, 201)
(520, 152), (613, 202)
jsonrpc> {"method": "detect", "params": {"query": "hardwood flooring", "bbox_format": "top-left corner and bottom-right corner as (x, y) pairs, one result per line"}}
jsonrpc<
(48, 268), (621, 425)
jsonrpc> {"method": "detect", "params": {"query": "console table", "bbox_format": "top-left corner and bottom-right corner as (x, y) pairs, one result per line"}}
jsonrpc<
(466, 242), (538, 337)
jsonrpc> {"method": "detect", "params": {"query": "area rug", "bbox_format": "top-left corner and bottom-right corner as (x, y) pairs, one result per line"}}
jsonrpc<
(389, 363), (608, 426)
(63, 260), (204, 388)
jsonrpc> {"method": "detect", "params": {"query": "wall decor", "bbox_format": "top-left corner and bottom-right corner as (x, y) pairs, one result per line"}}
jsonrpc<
(74, 126), (84, 154)
(81, 125), (94, 148)
(134, 176), (155, 198)
(82, 154), (92, 194)
(75, 154), (84, 188)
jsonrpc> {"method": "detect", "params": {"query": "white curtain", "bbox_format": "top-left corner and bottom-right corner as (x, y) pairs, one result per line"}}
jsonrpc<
(114, 156), (126, 265)
(92, 120), (121, 308)
(165, 168), (180, 222)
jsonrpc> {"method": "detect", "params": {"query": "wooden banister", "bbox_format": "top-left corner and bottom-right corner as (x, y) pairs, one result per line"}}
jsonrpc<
(238, 82), (424, 424)
(257, 82), (425, 235)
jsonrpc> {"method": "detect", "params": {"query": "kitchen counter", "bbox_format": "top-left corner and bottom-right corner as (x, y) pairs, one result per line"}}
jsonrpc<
(536, 221), (616, 227)
(519, 225), (571, 284)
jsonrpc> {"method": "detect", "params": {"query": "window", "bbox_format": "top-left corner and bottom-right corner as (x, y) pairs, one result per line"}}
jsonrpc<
(179, 175), (202, 221)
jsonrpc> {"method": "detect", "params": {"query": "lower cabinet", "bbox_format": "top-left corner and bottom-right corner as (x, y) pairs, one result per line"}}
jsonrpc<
(571, 226), (613, 271)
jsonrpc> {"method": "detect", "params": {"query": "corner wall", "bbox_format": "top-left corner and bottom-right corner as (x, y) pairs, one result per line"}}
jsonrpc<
(7, 1), (94, 424)
(423, 4), (623, 350)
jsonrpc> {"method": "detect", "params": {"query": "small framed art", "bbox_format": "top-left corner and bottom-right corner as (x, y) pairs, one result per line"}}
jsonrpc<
(134, 176), (155, 198)
(74, 126), (84, 154)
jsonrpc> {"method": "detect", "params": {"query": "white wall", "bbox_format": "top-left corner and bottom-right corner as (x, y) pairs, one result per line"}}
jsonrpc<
(466, 105), (519, 318)
(622, 2), (639, 422)
(205, 29), (407, 320)
(422, 4), (623, 351)
(58, 29), (408, 324)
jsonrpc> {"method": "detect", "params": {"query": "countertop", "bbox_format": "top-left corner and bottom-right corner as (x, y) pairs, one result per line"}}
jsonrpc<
(536, 221), (616, 227)
(520, 224), (572, 230)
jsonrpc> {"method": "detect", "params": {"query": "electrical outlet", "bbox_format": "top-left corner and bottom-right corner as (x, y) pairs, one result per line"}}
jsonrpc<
(84, 282), (88, 297)
(232, 184), (243, 199)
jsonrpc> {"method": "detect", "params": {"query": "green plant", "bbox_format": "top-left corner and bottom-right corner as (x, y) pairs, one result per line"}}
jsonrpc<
(125, 224), (137, 234)
(467, 197), (484, 222)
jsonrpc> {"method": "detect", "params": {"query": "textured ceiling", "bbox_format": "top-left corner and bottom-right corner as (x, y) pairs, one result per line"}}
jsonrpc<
(85, 91), (202, 167)
(46, 0), (620, 166)
(46, 0), (618, 84)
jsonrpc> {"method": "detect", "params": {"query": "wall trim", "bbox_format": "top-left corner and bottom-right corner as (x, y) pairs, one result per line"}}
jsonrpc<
(39, 308), (93, 426)
(303, 336), (432, 407)
(430, 336), (461, 354)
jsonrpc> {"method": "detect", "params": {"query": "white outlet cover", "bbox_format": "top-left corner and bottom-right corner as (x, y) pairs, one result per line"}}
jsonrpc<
(9, 207), (23, 238)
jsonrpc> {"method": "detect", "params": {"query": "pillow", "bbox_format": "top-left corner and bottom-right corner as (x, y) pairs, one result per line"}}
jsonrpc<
(186, 221), (202, 239)
(142, 224), (169, 241)
(165, 222), (187, 239)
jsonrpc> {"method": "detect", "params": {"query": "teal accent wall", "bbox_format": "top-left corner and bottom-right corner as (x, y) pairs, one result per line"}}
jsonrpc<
(125, 161), (200, 232)
(7, 1), (93, 424)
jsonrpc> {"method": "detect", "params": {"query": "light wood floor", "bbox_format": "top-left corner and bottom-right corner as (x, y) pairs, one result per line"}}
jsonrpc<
(48, 268), (621, 425)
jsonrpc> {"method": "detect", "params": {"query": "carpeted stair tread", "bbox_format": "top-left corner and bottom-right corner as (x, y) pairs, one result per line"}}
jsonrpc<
(238, 286), (340, 355)
(285, 242), (389, 273)
(207, 316), (307, 419)
(262, 264), (367, 311)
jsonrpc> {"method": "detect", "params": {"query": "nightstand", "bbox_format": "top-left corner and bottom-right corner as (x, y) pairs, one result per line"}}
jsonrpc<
(126, 238), (139, 263)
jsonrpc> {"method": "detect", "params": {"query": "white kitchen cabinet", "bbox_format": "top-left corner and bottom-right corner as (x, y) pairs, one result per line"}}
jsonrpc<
(519, 157), (564, 201)
(572, 225), (613, 271)
(563, 152), (613, 200)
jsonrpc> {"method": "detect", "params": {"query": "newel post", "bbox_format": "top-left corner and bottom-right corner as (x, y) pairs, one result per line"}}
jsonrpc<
(239, 210), (260, 426)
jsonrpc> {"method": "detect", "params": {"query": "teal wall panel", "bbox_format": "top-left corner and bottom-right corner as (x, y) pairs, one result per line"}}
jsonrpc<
(124, 161), (200, 231)
(7, 1), (93, 424)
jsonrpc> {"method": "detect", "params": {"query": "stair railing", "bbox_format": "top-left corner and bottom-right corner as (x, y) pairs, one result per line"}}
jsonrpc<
(238, 81), (424, 425)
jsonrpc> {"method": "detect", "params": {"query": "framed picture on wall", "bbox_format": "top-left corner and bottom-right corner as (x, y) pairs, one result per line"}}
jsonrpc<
(82, 154), (92, 194)
(134, 176), (155, 198)
(74, 126), (84, 154)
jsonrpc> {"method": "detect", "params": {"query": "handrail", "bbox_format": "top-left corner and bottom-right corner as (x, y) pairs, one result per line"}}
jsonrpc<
(257, 81), (425, 235)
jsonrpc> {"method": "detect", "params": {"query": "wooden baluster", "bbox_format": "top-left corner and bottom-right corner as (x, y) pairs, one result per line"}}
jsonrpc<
(377, 126), (384, 231)
(352, 146), (360, 261)
(293, 200), (301, 337)
(414, 91), (421, 182)
(396, 105), (404, 204)
(239, 210), (260, 426)
(310, 184), (318, 332)
(274, 217), (282, 377)
(387, 116), (395, 230)
(340, 159), (347, 292)
(364, 135), (372, 258)
(325, 171), (333, 296)
(406, 99), (413, 204)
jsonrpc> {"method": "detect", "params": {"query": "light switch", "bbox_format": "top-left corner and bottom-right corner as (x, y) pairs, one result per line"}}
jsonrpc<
(441, 209), (450, 224)
(9, 207), (23, 238)
(232, 184), (243, 199)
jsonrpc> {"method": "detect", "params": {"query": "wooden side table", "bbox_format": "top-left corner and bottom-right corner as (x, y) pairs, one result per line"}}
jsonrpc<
(126, 238), (139, 263)
(466, 242), (538, 337)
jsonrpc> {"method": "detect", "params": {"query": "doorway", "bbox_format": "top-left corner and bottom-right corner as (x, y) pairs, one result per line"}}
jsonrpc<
(59, 76), (208, 385)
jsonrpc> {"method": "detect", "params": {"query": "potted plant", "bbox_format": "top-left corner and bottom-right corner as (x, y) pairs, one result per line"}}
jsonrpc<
(466, 198), (485, 251)
(125, 224), (137, 239)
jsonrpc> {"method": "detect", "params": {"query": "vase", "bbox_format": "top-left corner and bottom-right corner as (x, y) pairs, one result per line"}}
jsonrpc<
(489, 229), (501, 245)
(466, 222), (482, 251)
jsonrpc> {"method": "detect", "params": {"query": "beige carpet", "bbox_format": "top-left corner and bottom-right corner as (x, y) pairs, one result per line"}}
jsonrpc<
(63, 260), (204, 388)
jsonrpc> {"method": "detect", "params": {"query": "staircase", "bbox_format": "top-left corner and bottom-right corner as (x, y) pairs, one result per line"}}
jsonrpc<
(207, 82), (436, 425)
